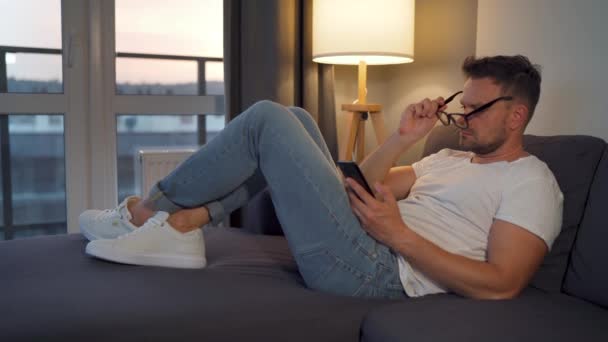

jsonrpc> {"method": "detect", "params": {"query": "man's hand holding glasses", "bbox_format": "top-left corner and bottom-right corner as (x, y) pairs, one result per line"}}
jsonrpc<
(397, 96), (447, 142)
(397, 90), (514, 143)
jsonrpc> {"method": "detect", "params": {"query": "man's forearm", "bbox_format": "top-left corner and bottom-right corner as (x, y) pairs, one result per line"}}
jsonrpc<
(392, 225), (518, 299)
(360, 132), (417, 189)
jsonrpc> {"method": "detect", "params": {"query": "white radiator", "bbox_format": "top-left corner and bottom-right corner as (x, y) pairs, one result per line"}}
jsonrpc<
(136, 149), (196, 197)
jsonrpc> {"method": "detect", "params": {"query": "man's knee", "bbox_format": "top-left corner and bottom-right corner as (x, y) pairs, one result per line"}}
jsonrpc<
(287, 106), (318, 129)
(249, 100), (284, 115)
(287, 106), (311, 117)
(246, 100), (301, 130)
(248, 102), (314, 125)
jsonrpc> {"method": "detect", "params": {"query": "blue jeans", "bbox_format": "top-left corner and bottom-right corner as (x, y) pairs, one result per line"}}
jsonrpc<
(148, 100), (407, 299)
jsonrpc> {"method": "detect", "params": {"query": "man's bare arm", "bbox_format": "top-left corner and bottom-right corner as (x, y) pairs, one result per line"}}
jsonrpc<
(382, 166), (417, 200)
(346, 179), (548, 300)
(359, 133), (417, 198)
(359, 97), (446, 197)
(391, 219), (547, 299)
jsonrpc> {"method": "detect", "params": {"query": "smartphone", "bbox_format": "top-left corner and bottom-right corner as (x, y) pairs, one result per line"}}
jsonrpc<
(337, 161), (374, 196)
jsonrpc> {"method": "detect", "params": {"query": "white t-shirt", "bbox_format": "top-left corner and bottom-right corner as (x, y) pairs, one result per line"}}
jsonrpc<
(397, 148), (563, 297)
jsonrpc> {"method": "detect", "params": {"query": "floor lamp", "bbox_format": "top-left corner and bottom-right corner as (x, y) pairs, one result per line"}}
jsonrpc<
(312, 0), (415, 162)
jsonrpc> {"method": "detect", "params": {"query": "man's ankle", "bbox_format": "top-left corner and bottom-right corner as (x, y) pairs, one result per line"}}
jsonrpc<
(128, 197), (155, 227)
(167, 216), (199, 234)
(167, 207), (210, 233)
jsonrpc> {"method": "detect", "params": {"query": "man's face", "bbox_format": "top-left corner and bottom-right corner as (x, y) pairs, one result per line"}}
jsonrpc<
(458, 77), (513, 155)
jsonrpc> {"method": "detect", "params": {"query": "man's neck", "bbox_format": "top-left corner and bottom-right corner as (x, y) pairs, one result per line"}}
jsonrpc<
(471, 144), (528, 164)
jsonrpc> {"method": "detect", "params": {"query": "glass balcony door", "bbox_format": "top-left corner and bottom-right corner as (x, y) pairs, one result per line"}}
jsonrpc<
(0, 0), (224, 239)
(0, 0), (89, 239)
(91, 0), (224, 208)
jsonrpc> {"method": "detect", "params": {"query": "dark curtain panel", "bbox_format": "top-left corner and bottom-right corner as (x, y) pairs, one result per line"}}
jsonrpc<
(224, 0), (338, 228)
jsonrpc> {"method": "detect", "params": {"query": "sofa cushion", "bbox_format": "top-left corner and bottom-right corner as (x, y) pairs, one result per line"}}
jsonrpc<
(564, 147), (608, 308)
(0, 228), (389, 341)
(361, 288), (608, 342)
(422, 125), (606, 292)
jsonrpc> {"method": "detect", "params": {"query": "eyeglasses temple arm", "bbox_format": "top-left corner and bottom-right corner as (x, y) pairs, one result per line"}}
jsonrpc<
(442, 91), (463, 107)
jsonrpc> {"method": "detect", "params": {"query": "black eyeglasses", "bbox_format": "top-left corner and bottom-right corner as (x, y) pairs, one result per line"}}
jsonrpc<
(436, 91), (513, 129)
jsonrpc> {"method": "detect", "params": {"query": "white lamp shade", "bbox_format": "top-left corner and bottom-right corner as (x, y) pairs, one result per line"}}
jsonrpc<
(313, 0), (415, 65)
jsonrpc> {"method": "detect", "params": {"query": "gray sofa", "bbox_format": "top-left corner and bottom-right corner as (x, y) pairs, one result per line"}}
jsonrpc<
(2, 125), (607, 341)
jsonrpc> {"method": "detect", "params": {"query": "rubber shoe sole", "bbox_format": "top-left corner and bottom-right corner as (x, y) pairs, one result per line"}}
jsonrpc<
(85, 242), (206, 269)
(80, 225), (97, 242)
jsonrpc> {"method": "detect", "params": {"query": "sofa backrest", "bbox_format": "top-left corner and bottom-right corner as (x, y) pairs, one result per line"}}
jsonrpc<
(422, 125), (606, 293)
(563, 147), (608, 308)
(239, 188), (284, 235)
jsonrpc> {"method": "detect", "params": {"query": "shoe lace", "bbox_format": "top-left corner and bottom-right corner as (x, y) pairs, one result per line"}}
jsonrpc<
(98, 208), (120, 220)
(117, 217), (164, 240)
(97, 201), (129, 221)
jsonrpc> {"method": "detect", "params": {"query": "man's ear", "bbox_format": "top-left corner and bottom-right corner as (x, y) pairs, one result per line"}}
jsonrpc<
(510, 104), (529, 130)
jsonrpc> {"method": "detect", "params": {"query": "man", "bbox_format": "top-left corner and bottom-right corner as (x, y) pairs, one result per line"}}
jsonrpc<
(80, 55), (563, 300)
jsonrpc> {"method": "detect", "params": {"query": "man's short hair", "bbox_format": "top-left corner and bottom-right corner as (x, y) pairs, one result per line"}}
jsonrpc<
(462, 55), (542, 123)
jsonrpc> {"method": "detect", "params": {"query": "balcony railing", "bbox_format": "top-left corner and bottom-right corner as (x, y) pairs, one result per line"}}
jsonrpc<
(0, 45), (223, 240)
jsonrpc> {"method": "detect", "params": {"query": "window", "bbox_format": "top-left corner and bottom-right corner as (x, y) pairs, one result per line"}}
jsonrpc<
(114, 0), (223, 95)
(113, 0), (224, 203)
(0, 0), (67, 240)
(116, 114), (199, 201)
(0, 0), (225, 239)
(0, 0), (63, 94)
(5, 115), (66, 239)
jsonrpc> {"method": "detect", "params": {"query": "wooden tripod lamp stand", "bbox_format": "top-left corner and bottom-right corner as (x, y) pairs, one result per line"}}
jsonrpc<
(312, 0), (416, 162)
(340, 61), (386, 162)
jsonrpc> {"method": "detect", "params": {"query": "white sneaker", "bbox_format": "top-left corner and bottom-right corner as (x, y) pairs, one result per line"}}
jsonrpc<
(85, 212), (206, 269)
(79, 196), (139, 241)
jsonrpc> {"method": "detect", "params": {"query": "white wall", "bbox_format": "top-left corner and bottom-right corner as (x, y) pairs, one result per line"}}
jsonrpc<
(477, 0), (608, 139)
(334, 0), (478, 165)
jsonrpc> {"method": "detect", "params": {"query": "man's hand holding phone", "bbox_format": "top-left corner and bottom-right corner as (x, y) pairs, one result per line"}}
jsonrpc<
(337, 161), (374, 199)
(342, 168), (410, 249)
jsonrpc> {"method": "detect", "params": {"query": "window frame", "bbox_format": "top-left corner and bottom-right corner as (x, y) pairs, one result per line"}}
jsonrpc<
(0, 0), (85, 237)
(92, 0), (224, 222)
(0, 0), (224, 236)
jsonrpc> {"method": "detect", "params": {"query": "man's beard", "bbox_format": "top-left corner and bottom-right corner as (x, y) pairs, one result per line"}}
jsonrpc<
(459, 129), (507, 155)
